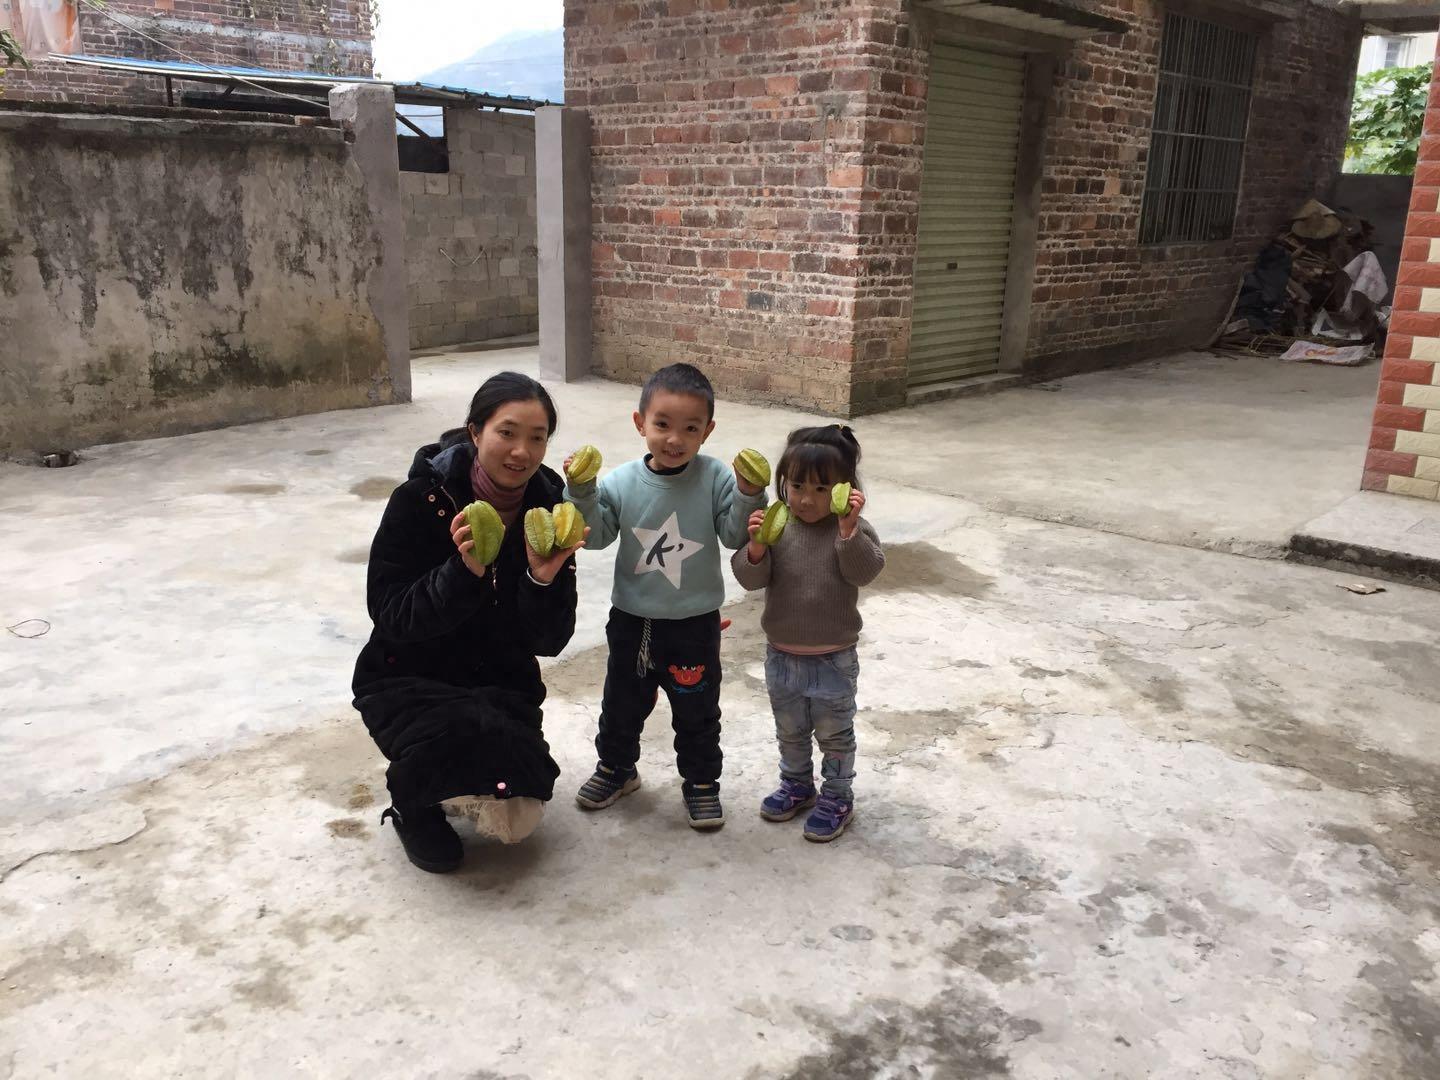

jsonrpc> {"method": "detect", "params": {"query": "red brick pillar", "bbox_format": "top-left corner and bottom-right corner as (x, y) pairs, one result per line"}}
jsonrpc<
(1368, 55), (1440, 500)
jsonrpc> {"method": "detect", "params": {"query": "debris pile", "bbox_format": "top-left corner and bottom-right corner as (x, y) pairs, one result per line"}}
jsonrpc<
(1212, 199), (1388, 366)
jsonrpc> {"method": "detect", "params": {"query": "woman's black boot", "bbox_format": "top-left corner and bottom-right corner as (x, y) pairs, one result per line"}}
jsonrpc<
(380, 804), (463, 873)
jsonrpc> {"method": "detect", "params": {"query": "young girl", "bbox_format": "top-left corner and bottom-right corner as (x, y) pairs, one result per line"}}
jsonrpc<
(730, 425), (885, 842)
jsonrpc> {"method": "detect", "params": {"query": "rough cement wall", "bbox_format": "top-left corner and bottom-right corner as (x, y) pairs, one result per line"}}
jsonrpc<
(0, 106), (405, 457)
(3, 0), (374, 105)
(402, 109), (538, 350)
(1331, 173), (1412, 301)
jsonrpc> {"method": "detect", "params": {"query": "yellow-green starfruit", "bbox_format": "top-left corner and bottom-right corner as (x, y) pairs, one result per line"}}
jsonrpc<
(756, 500), (789, 546)
(552, 502), (586, 549)
(462, 501), (505, 566)
(734, 448), (771, 489)
(830, 481), (852, 517)
(566, 445), (602, 485)
(524, 507), (556, 557)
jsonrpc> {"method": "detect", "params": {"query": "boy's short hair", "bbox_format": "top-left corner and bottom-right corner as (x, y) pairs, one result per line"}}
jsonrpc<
(639, 363), (715, 420)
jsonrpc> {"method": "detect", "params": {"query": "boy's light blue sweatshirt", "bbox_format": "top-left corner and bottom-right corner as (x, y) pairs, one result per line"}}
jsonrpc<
(565, 454), (766, 620)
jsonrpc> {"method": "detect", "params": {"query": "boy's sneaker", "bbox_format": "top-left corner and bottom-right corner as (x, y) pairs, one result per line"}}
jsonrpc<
(380, 804), (463, 873)
(802, 793), (854, 843)
(760, 778), (817, 822)
(682, 781), (725, 830)
(575, 764), (641, 810)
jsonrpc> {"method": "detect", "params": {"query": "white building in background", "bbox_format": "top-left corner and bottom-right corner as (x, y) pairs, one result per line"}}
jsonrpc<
(1357, 31), (1438, 75)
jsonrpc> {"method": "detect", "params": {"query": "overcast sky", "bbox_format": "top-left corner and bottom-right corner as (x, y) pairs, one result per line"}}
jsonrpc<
(372, 0), (564, 80)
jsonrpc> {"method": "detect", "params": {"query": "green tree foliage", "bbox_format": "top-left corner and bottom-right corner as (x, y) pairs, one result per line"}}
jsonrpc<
(1, 30), (27, 98)
(1, 30), (29, 94)
(1346, 61), (1433, 175)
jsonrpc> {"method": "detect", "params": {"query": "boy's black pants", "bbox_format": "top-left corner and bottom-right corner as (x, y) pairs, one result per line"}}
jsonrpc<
(595, 607), (723, 784)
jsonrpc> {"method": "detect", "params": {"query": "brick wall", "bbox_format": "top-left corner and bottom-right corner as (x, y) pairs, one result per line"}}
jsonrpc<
(403, 109), (539, 350)
(1364, 52), (1440, 502)
(1024, 0), (1361, 374)
(566, 0), (876, 415)
(3, 0), (373, 106)
(847, 6), (927, 412)
(567, 0), (1363, 415)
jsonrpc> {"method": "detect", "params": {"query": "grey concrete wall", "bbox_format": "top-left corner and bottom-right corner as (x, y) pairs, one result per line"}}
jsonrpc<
(402, 109), (538, 350)
(0, 105), (408, 458)
(331, 85), (412, 403)
(1330, 173), (1413, 302)
(536, 106), (591, 382)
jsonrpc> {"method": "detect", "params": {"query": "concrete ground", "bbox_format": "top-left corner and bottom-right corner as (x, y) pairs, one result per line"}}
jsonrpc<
(3, 348), (1438, 1078)
(1294, 491), (1440, 589)
(853, 350), (1378, 558)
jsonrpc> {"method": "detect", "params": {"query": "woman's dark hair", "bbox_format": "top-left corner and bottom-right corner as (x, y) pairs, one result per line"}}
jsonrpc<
(440, 371), (558, 447)
(776, 424), (861, 497)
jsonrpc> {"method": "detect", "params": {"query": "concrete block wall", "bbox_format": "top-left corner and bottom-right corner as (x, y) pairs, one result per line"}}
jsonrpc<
(3, 0), (374, 105)
(402, 109), (538, 350)
(1365, 56), (1440, 502)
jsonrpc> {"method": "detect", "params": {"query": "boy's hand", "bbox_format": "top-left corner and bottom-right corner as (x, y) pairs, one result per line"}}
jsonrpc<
(837, 488), (866, 540)
(563, 452), (596, 491)
(449, 511), (489, 578)
(734, 465), (763, 498)
(528, 526), (589, 584)
(745, 507), (768, 564)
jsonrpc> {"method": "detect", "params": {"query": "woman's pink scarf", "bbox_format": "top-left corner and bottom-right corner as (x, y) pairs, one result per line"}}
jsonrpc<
(470, 456), (526, 527)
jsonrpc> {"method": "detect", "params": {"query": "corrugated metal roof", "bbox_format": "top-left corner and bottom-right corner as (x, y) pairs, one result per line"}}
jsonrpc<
(56, 54), (553, 111)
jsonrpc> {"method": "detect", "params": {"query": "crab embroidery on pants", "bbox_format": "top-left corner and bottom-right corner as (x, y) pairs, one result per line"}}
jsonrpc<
(668, 663), (708, 693)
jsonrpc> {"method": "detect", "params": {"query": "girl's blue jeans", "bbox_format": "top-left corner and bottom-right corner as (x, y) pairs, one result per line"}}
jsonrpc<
(764, 645), (859, 800)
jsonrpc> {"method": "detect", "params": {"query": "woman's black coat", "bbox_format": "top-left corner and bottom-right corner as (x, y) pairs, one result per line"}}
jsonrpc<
(351, 438), (576, 806)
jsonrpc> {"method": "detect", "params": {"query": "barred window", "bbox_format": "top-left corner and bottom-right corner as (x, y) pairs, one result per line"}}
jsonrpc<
(1140, 12), (1257, 245)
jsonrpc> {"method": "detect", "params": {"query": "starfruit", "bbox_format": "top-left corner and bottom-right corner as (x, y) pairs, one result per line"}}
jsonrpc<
(567, 444), (602, 485)
(462, 500), (505, 566)
(830, 481), (852, 517)
(524, 507), (557, 557)
(756, 500), (789, 546)
(552, 502), (586, 549)
(733, 448), (771, 489)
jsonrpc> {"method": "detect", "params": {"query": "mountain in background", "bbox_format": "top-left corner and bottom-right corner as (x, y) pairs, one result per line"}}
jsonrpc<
(421, 28), (564, 104)
(397, 28), (562, 136)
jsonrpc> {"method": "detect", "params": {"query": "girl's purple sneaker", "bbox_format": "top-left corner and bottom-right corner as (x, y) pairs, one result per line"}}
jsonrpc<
(802, 793), (853, 843)
(760, 778), (816, 821)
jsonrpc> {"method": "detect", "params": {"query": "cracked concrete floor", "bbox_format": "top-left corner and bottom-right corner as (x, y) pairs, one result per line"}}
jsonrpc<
(3, 351), (1440, 1078)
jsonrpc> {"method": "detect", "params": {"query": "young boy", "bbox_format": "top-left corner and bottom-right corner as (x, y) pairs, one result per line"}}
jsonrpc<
(565, 363), (766, 829)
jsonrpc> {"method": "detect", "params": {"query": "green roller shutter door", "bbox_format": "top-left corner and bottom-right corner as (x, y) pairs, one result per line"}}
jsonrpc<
(909, 44), (1026, 389)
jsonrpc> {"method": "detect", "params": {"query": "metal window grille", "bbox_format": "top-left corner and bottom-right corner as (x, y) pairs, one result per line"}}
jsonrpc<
(1139, 13), (1257, 245)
